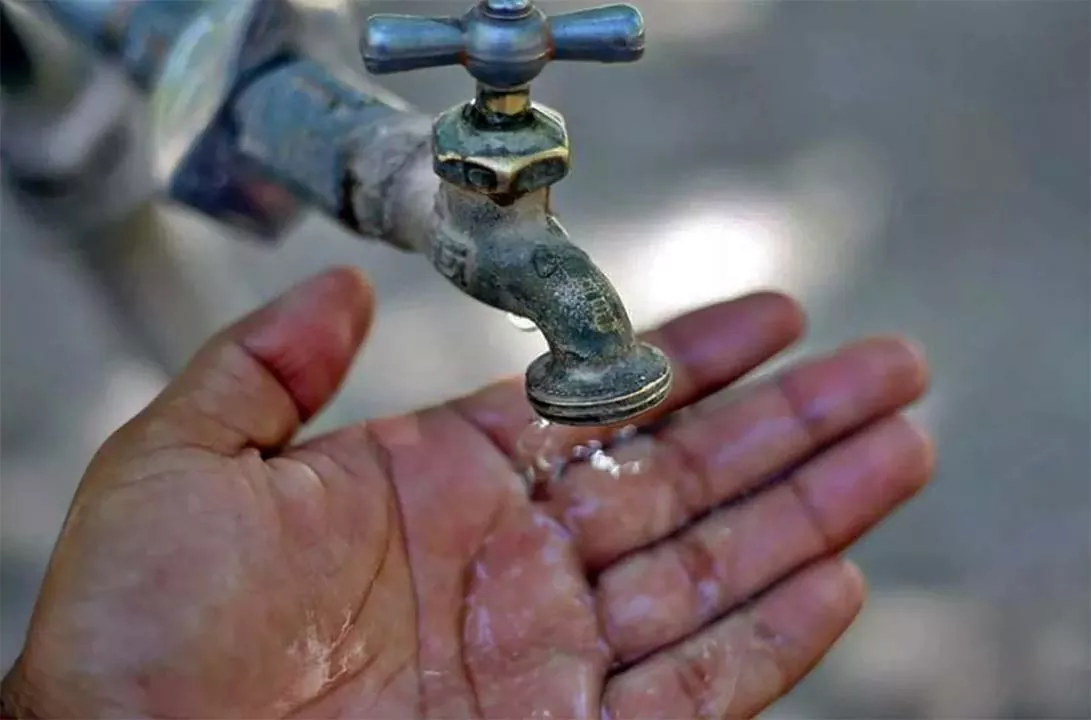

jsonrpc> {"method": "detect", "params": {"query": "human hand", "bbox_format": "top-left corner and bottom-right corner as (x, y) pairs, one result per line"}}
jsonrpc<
(1, 268), (932, 719)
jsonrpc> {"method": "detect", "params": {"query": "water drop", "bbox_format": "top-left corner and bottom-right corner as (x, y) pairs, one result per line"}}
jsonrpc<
(506, 312), (538, 332)
(516, 418), (568, 494)
(515, 419), (656, 497)
(613, 424), (640, 443)
(588, 450), (621, 476)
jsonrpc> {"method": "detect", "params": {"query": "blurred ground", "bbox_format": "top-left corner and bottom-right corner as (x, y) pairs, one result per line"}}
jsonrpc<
(2, 0), (1089, 717)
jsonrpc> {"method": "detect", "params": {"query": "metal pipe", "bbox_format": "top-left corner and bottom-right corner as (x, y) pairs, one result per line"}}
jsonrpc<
(0, 0), (250, 372)
(32, 0), (207, 90)
(230, 58), (418, 228)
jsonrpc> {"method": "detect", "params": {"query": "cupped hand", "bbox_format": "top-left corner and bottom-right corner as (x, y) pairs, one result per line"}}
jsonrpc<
(2, 268), (932, 719)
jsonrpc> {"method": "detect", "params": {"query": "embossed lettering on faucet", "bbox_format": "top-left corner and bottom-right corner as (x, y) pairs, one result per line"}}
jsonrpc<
(587, 294), (620, 332)
(572, 275), (621, 332)
(431, 229), (474, 290)
(550, 252), (623, 333)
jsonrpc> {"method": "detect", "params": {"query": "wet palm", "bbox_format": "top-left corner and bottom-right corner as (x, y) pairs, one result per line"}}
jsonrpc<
(3, 269), (932, 719)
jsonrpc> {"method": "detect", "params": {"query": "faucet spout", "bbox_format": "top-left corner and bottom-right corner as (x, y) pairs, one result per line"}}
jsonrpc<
(435, 184), (672, 426)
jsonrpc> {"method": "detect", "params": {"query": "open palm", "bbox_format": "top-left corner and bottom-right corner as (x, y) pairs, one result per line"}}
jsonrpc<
(3, 268), (932, 719)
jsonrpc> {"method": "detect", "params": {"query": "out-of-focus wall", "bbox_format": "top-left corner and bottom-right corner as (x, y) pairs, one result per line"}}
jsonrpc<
(2, 1), (1088, 716)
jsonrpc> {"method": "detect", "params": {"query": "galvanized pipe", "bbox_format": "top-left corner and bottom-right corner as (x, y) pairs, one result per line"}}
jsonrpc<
(32, 0), (206, 90)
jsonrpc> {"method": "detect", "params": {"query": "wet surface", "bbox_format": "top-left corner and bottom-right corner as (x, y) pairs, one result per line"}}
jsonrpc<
(2, 0), (1089, 716)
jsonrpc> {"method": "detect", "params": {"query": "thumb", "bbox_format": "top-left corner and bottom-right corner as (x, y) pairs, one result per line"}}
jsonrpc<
(116, 267), (375, 456)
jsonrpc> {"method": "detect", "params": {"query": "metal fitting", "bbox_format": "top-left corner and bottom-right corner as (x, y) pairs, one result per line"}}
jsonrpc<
(146, 0), (307, 238)
(432, 102), (569, 205)
(364, 0), (646, 208)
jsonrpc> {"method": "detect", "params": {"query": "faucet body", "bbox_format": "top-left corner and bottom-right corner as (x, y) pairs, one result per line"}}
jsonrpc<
(434, 183), (672, 423)
(2, 0), (673, 426)
(361, 0), (672, 424)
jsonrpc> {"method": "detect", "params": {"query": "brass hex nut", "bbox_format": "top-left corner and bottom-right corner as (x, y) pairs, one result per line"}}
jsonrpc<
(432, 102), (570, 203)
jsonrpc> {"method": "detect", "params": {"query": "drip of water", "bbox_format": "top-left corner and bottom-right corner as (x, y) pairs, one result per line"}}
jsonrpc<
(515, 418), (569, 488)
(506, 312), (539, 333)
(515, 417), (654, 497)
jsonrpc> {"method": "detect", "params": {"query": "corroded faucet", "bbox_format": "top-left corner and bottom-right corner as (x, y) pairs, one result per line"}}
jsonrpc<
(2, 0), (673, 427)
(361, 0), (673, 425)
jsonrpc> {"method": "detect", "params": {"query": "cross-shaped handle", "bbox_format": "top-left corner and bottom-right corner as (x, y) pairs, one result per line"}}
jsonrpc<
(361, 0), (645, 89)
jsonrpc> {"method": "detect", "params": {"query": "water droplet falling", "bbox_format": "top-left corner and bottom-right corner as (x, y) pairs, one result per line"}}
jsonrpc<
(506, 312), (539, 333)
(515, 418), (655, 499)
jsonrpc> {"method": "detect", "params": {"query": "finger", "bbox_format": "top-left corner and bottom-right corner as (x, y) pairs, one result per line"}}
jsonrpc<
(545, 336), (928, 570)
(450, 292), (806, 457)
(602, 558), (866, 720)
(596, 415), (933, 662)
(108, 267), (374, 456)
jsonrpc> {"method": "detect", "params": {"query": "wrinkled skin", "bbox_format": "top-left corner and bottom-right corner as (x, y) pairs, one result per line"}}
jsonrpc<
(1, 268), (933, 719)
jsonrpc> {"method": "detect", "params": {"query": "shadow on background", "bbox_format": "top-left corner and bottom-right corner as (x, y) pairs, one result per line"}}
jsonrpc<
(2, 0), (1089, 716)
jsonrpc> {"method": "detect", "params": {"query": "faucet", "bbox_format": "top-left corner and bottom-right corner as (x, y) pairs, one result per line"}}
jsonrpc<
(360, 0), (673, 425)
(1, 0), (673, 427)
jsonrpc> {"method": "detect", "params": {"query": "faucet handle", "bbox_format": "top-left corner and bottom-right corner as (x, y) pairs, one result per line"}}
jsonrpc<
(358, 15), (464, 75)
(362, 0), (645, 89)
(548, 5), (646, 64)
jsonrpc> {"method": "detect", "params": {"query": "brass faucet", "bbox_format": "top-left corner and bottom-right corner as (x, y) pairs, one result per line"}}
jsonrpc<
(362, 0), (673, 426)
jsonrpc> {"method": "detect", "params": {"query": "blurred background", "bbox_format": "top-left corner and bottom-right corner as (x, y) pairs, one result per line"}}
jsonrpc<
(1, 0), (1088, 716)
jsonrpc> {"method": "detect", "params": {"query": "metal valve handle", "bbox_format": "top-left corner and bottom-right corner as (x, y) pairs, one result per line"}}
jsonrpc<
(361, 0), (645, 89)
